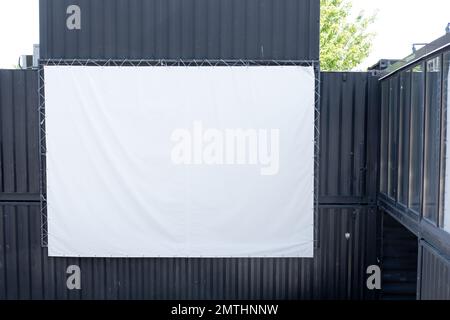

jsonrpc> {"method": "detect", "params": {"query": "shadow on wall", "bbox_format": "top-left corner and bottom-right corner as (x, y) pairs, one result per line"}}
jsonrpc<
(381, 213), (418, 300)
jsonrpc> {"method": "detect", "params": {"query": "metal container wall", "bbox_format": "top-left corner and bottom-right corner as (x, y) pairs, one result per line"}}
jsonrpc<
(419, 241), (450, 300)
(319, 72), (380, 205)
(39, 0), (320, 61)
(0, 70), (40, 201)
(0, 204), (379, 300)
(0, 69), (382, 299)
(378, 36), (450, 300)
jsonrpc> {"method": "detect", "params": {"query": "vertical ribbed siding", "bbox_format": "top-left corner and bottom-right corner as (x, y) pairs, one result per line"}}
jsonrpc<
(39, 0), (320, 61)
(314, 206), (380, 300)
(0, 69), (382, 299)
(319, 73), (380, 205)
(419, 241), (450, 300)
(0, 204), (379, 300)
(0, 70), (40, 200)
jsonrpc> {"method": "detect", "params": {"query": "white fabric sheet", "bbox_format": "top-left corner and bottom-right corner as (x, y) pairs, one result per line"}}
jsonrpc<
(44, 65), (315, 257)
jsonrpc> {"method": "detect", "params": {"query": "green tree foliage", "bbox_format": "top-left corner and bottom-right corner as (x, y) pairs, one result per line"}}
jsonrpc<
(320, 0), (377, 71)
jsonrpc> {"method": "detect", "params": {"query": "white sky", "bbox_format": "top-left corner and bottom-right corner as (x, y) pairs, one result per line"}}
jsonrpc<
(0, 0), (39, 69)
(352, 0), (450, 70)
(0, 0), (449, 69)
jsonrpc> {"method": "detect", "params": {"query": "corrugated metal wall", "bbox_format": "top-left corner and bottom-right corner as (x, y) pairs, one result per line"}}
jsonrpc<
(419, 241), (450, 300)
(0, 203), (379, 300)
(0, 70), (40, 201)
(39, 0), (320, 61)
(319, 72), (380, 205)
(0, 70), (382, 299)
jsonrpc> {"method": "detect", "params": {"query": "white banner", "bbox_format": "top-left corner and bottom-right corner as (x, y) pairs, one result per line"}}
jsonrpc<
(44, 65), (315, 258)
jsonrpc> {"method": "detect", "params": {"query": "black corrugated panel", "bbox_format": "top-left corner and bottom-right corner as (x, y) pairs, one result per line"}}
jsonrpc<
(39, 0), (320, 61)
(380, 213), (418, 300)
(419, 241), (450, 300)
(314, 206), (381, 300)
(319, 73), (380, 205)
(0, 204), (379, 300)
(0, 70), (40, 201)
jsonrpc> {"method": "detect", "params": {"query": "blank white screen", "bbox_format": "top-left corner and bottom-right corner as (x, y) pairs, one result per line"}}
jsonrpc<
(44, 65), (315, 258)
